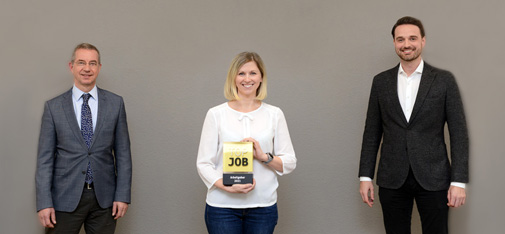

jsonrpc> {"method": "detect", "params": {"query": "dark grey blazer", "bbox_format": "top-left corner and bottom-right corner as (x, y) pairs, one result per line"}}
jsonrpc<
(36, 87), (132, 212)
(359, 62), (469, 191)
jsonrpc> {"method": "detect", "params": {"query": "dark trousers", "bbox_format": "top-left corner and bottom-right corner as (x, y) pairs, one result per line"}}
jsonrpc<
(379, 169), (449, 234)
(46, 184), (116, 234)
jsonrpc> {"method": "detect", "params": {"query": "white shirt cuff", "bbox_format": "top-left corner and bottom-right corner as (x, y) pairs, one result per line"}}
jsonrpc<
(450, 182), (466, 189)
(360, 177), (372, 182)
(359, 177), (465, 189)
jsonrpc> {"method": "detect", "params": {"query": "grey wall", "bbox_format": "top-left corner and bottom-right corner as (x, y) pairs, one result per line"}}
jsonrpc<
(1, 0), (504, 233)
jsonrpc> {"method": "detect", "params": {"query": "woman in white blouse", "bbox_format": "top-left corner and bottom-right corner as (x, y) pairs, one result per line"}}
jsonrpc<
(197, 52), (297, 234)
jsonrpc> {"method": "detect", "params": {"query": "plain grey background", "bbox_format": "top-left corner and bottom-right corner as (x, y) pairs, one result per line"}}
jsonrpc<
(1, 0), (504, 233)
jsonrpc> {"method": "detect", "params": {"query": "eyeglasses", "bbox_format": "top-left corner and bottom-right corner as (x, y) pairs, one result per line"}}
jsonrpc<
(74, 60), (99, 67)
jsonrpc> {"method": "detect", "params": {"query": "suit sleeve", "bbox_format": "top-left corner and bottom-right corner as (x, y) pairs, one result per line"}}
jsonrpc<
(36, 102), (56, 211)
(113, 98), (132, 203)
(358, 77), (384, 179)
(445, 73), (469, 183)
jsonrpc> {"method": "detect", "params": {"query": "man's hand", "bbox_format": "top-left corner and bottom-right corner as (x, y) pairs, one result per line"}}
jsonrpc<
(38, 207), (56, 228)
(360, 181), (375, 207)
(447, 186), (466, 207)
(112, 201), (129, 220)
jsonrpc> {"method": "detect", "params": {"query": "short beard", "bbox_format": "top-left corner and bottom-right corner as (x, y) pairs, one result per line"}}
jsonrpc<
(397, 49), (421, 62)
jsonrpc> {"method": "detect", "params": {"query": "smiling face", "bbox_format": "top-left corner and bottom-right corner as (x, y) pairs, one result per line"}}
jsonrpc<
(394, 24), (425, 63)
(69, 49), (101, 92)
(235, 61), (263, 99)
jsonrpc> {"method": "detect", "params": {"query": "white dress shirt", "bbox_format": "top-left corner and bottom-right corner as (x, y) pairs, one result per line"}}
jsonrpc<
(197, 102), (297, 208)
(360, 61), (465, 188)
(398, 60), (423, 122)
(72, 85), (98, 130)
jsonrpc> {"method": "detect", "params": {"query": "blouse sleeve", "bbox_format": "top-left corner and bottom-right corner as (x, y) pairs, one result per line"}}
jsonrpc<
(273, 108), (297, 175)
(196, 109), (222, 189)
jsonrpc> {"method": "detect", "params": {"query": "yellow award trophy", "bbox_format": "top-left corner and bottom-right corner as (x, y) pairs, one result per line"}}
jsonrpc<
(223, 142), (254, 186)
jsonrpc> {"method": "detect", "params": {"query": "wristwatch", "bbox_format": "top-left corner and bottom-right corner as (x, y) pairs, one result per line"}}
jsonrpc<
(263, 152), (274, 165)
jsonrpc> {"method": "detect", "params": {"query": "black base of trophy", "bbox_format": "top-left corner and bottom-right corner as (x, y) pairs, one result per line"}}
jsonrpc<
(223, 173), (253, 186)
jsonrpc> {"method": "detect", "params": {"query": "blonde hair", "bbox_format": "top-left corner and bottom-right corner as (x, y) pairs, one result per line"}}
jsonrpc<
(224, 52), (267, 100)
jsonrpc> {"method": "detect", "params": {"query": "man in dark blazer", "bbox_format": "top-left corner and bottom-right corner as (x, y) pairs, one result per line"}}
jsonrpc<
(359, 16), (468, 233)
(36, 43), (132, 234)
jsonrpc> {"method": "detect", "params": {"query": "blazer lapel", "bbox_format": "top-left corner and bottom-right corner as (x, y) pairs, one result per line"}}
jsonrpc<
(408, 63), (436, 124)
(90, 88), (107, 149)
(386, 64), (409, 126)
(62, 89), (89, 149)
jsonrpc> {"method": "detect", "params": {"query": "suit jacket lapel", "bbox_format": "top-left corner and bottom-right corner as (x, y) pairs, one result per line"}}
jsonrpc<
(62, 89), (89, 149)
(90, 88), (107, 149)
(386, 64), (409, 126)
(408, 63), (436, 124)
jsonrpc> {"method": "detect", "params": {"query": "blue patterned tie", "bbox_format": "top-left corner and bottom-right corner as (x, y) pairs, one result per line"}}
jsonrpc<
(81, 93), (93, 184)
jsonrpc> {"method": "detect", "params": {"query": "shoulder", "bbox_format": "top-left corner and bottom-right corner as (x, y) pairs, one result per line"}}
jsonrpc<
(424, 62), (457, 84)
(46, 89), (71, 105)
(207, 102), (228, 113)
(425, 63), (454, 76)
(205, 103), (229, 119)
(98, 88), (122, 98)
(202, 103), (228, 124)
(98, 88), (124, 102)
(373, 65), (399, 83)
(261, 102), (282, 112)
(261, 103), (285, 118)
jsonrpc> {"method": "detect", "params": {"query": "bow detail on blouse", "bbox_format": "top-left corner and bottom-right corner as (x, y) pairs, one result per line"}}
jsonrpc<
(238, 113), (254, 138)
(238, 113), (254, 121)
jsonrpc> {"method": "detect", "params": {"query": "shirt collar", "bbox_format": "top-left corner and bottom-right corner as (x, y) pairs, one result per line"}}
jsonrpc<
(398, 59), (424, 76)
(72, 85), (98, 101)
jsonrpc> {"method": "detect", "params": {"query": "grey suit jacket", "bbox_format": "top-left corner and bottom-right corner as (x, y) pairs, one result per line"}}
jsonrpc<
(359, 62), (469, 191)
(36, 87), (132, 212)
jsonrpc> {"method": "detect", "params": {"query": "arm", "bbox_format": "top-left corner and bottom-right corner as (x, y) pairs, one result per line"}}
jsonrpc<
(445, 73), (469, 207)
(196, 110), (223, 189)
(113, 98), (132, 205)
(358, 77), (383, 206)
(36, 102), (57, 226)
(445, 73), (469, 184)
(242, 108), (296, 174)
(241, 138), (284, 172)
(36, 102), (56, 212)
(271, 108), (296, 175)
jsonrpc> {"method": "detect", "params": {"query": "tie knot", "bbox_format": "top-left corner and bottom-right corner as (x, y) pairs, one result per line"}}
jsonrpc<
(82, 93), (92, 103)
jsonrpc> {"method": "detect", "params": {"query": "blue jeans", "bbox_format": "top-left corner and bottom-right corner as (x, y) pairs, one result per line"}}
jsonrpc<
(205, 203), (278, 234)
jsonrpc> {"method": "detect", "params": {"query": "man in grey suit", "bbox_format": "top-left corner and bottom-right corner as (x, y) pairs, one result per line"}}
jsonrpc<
(359, 16), (468, 233)
(36, 43), (132, 234)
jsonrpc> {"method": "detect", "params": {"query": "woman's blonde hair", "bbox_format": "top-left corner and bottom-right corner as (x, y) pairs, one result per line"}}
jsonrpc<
(224, 52), (267, 100)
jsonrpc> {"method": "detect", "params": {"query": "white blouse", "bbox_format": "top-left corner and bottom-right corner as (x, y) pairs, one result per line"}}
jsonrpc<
(197, 102), (297, 208)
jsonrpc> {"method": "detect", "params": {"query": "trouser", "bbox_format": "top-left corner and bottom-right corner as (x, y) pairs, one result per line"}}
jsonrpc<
(46, 183), (116, 234)
(379, 169), (449, 234)
(205, 203), (278, 234)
